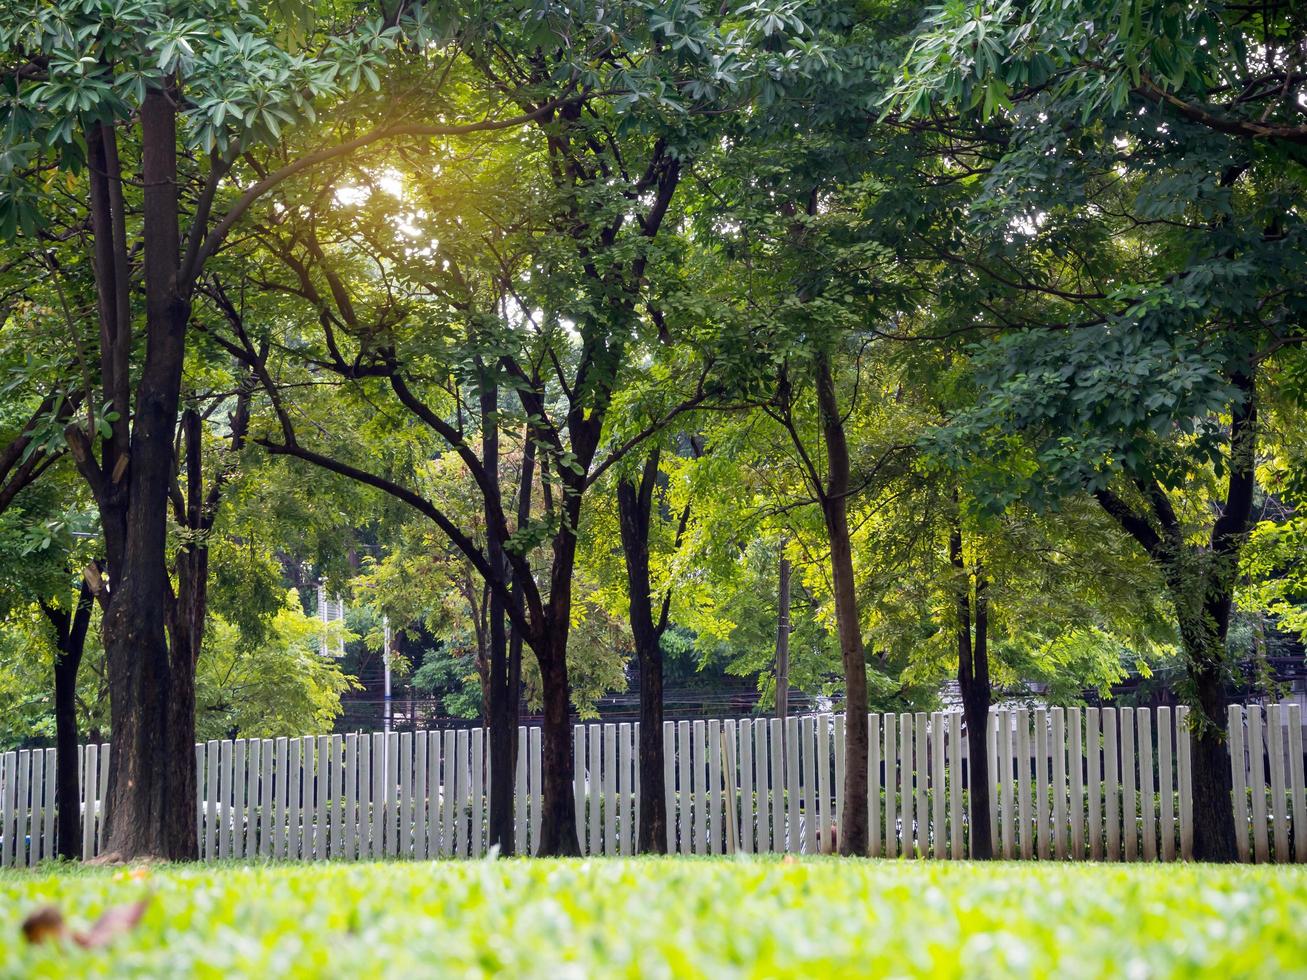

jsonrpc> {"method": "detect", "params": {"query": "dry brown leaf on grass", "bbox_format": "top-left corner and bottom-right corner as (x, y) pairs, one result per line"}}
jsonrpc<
(21, 896), (151, 949)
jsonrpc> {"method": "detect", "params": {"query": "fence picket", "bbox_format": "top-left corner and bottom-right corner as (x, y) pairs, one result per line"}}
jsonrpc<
(514, 727), (527, 857)
(605, 723), (618, 856)
(662, 721), (676, 854)
(1288, 703), (1305, 864)
(785, 716), (800, 853)
(884, 713), (898, 858)
(998, 711), (1014, 859)
(1158, 707), (1175, 862)
(816, 715), (831, 852)
(868, 714), (881, 858)
(34, 749), (49, 861)
(1229, 705), (1250, 862)
(234, 739), (248, 859)
(931, 713), (945, 859)
(1248, 706), (1269, 863)
(469, 729), (482, 858)
(1087, 707), (1102, 861)
(693, 720), (709, 854)
(1267, 703), (1288, 862)
(707, 720), (721, 855)
(802, 716), (817, 854)
(1034, 709), (1049, 860)
(1104, 709), (1120, 861)
(1139, 709), (1156, 862)
(1178, 706), (1194, 860)
(986, 712), (998, 851)
(739, 719), (754, 854)
(755, 721), (771, 853)
(769, 718), (785, 852)
(948, 712), (963, 860)
(1052, 708), (1067, 860)
(899, 713), (913, 857)
(1016, 709), (1032, 860)
(913, 713), (928, 858)
(15, 751), (29, 867)
(834, 714), (846, 835)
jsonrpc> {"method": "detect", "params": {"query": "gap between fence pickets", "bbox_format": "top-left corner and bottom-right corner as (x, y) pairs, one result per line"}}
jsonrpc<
(2, 703), (1304, 866)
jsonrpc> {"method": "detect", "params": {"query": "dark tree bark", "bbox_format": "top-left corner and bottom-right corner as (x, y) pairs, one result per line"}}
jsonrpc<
(617, 454), (666, 853)
(1091, 370), (1255, 863)
(776, 550), (791, 722)
(41, 578), (95, 861)
(813, 354), (870, 856)
(950, 516), (993, 860)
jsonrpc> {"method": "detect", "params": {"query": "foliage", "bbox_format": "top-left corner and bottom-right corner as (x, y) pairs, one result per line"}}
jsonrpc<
(1, 860), (1305, 976)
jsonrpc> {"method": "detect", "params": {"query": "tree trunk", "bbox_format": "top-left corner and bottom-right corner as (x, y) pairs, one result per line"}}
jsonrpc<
(99, 87), (197, 861)
(618, 457), (668, 853)
(951, 517), (993, 860)
(776, 551), (791, 722)
(46, 580), (94, 860)
(815, 354), (868, 856)
(535, 634), (581, 856)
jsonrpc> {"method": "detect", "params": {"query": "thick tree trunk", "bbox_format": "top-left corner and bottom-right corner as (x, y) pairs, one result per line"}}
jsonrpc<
(100, 88), (197, 861)
(815, 354), (868, 856)
(617, 460), (668, 853)
(535, 636), (581, 856)
(951, 518), (993, 860)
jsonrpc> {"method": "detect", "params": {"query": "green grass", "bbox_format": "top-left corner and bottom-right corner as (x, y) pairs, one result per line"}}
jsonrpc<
(1, 858), (1305, 978)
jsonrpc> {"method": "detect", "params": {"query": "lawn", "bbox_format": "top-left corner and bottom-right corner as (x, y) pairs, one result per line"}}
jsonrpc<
(1, 858), (1305, 978)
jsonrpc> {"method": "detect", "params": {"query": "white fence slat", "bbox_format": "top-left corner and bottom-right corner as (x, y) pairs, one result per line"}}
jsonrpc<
(1139, 709), (1156, 862)
(1229, 705), (1250, 862)
(674, 720), (688, 853)
(2, 751), (16, 867)
(1016, 708), (1032, 860)
(632, 722), (641, 848)
(413, 731), (427, 858)
(998, 710), (1014, 859)
(515, 726), (528, 856)
(804, 715), (819, 855)
(739, 719), (754, 854)
(619, 722), (633, 855)
(383, 731), (398, 857)
(1068, 708), (1084, 860)
(454, 728), (470, 858)
(369, 732), (385, 858)
(931, 713), (945, 859)
(331, 735), (344, 860)
(1177, 706), (1194, 859)
(948, 712), (963, 860)
(399, 733), (413, 858)
(233, 739), (247, 859)
(913, 713), (927, 858)
(574, 724), (587, 854)
(663, 721), (677, 853)
(587, 724), (601, 855)
(218, 739), (232, 860)
(1052, 708), (1067, 860)
(722, 721), (739, 853)
(693, 719), (708, 853)
(1034, 709), (1049, 860)
(834, 714), (846, 834)
(1158, 707), (1175, 862)
(756, 720), (771, 853)
(16, 751), (29, 867)
(529, 727), (542, 855)
(883, 713), (898, 857)
(469, 729), (482, 858)
(985, 712), (998, 850)
(272, 737), (288, 859)
(816, 715), (831, 852)
(897, 713), (912, 857)
(604, 723), (618, 856)
(291, 737), (306, 859)
(708, 719), (722, 855)
(358, 733), (373, 860)
(1121, 708), (1137, 861)
(1248, 705), (1268, 862)
(784, 716), (800, 853)
(441, 730), (456, 858)
(1267, 703), (1289, 862)
(344, 734), (358, 860)
(240, 740), (255, 858)
(1104, 708), (1120, 861)
(425, 732), (439, 858)
(34, 748), (48, 862)
(43, 748), (57, 861)
(305, 737), (319, 859)
(95, 745), (109, 854)
(1087, 708), (1102, 860)
(1289, 704), (1305, 863)
(259, 740), (273, 858)
(763, 716), (778, 857)
(868, 714), (881, 858)
(202, 741), (217, 860)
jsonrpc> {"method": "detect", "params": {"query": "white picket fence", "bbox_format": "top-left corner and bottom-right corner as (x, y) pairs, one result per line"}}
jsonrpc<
(1, 703), (1303, 867)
